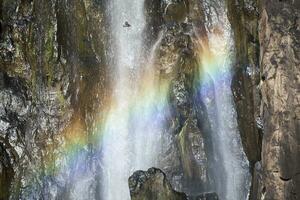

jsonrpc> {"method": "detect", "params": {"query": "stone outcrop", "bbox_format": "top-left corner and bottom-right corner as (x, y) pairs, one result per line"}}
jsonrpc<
(227, 0), (300, 199)
(226, 0), (262, 165)
(258, 1), (300, 199)
(156, 20), (213, 194)
(194, 193), (219, 200)
(177, 118), (209, 193)
(145, 0), (218, 195)
(0, 0), (109, 199)
(129, 168), (187, 200)
(0, 143), (14, 200)
(226, 0), (262, 198)
(164, 0), (188, 23)
(128, 168), (219, 200)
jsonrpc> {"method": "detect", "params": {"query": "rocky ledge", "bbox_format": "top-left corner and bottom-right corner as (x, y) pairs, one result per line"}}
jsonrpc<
(128, 168), (218, 200)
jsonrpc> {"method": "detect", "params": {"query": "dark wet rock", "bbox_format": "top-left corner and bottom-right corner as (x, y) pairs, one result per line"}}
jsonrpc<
(0, 143), (14, 200)
(0, 0), (109, 199)
(146, 0), (220, 195)
(192, 192), (219, 200)
(164, 0), (188, 23)
(144, 0), (164, 47)
(176, 118), (210, 194)
(226, 0), (262, 198)
(226, 0), (261, 166)
(129, 168), (219, 200)
(154, 22), (209, 193)
(249, 161), (263, 200)
(129, 168), (188, 200)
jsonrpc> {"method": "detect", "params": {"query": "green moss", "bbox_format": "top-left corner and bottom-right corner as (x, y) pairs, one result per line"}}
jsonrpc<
(45, 24), (56, 86)
(177, 121), (193, 178)
(57, 88), (66, 107)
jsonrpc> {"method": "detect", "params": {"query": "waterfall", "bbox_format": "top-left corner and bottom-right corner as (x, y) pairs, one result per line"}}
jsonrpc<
(100, 0), (250, 199)
(101, 0), (145, 199)
(200, 3), (251, 200)
(101, 0), (165, 199)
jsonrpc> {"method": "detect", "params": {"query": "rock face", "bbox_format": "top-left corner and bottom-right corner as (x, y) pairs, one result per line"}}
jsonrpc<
(0, 143), (14, 200)
(128, 168), (219, 200)
(195, 193), (219, 200)
(226, 0), (262, 198)
(177, 119), (209, 193)
(227, 0), (300, 199)
(226, 0), (262, 166)
(258, 1), (300, 199)
(129, 168), (187, 200)
(145, 0), (219, 195)
(0, 0), (220, 198)
(0, 0), (109, 199)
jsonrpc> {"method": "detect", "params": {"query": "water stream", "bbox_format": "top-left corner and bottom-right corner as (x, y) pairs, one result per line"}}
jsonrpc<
(200, 3), (251, 199)
(101, 0), (165, 199)
(100, 0), (250, 200)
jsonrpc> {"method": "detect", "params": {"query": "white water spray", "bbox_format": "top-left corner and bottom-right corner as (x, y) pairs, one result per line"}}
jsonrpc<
(201, 4), (251, 200)
(101, 0), (165, 199)
(101, 0), (250, 199)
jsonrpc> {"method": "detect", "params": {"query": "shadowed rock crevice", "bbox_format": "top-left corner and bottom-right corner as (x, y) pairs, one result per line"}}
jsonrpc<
(0, 143), (14, 200)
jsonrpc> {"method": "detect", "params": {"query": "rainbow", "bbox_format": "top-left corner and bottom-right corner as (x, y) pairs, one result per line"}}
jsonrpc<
(21, 27), (232, 197)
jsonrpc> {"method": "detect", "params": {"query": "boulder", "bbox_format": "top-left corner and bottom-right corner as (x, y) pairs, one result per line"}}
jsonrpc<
(129, 168), (219, 200)
(129, 168), (187, 200)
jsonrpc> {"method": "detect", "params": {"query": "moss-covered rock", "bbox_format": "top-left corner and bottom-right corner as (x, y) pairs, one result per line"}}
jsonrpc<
(0, 0), (109, 198)
(177, 118), (210, 194)
(129, 168), (187, 200)
(226, 0), (261, 165)
(147, 0), (218, 195)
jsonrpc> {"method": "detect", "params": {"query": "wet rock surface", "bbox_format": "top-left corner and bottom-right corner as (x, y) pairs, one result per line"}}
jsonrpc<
(190, 193), (219, 200)
(226, 0), (262, 165)
(145, 0), (219, 195)
(144, 0), (226, 197)
(226, 0), (262, 198)
(128, 168), (219, 200)
(176, 118), (209, 194)
(0, 143), (14, 200)
(0, 0), (109, 199)
(129, 168), (187, 200)
(227, 0), (300, 199)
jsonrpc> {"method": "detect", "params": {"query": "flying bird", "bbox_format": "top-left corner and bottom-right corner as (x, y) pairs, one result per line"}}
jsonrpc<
(123, 21), (131, 27)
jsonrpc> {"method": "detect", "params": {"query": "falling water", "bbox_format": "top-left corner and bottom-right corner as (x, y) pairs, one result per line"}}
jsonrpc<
(101, 0), (145, 199)
(200, 3), (251, 200)
(101, 0), (166, 199)
(100, 0), (250, 199)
